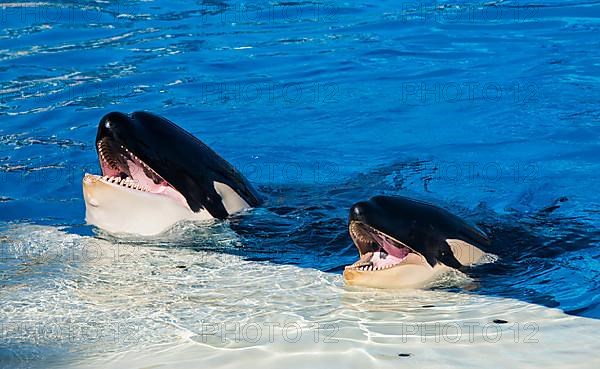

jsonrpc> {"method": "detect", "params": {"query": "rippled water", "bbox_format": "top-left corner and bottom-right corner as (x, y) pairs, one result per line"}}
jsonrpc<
(1, 0), (600, 368)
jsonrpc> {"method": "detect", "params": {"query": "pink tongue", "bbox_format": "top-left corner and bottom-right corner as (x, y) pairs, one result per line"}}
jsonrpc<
(371, 234), (410, 268)
(376, 234), (409, 259)
(126, 160), (190, 208)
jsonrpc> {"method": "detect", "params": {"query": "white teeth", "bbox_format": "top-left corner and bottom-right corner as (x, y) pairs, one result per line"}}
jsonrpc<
(99, 175), (145, 192)
(345, 262), (402, 272)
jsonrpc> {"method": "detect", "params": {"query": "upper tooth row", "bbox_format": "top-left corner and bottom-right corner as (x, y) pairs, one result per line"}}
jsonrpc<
(120, 145), (155, 173)
(97, 141), (118, 169)
(350, 224), (371, 242)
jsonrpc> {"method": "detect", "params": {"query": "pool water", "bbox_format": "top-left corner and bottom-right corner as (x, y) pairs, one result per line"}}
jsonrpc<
(1, 1), (599, 368)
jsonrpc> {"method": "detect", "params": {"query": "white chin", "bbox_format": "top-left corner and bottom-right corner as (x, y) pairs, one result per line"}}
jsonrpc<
(344, 263), (451, 289)
(82, 174), (213, 236)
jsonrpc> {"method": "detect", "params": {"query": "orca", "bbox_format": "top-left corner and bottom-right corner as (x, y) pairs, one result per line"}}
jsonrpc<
(82, 111), (262, 235)
(343, 195), (493, 288)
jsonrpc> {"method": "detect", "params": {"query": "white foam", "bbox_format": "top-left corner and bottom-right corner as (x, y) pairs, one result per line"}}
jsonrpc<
(1, 224), (599, 369)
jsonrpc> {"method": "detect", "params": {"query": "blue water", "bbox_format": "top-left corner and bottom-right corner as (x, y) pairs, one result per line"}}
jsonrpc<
(1, 0), (599, 333)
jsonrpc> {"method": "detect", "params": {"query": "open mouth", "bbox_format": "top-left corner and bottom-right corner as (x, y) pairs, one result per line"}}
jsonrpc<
(346, 221), (423, 272)
(93, 137), (188, 207)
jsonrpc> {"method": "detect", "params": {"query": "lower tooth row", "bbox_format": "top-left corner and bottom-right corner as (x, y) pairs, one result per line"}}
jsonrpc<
(101, 176), (147, 191)
(357, 264), (396, 271)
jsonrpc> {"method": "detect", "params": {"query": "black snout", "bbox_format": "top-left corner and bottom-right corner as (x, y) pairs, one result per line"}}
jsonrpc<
(349, 201), (367, 221)
(96, 112), (134, 144)
(349, 200), (383, 224)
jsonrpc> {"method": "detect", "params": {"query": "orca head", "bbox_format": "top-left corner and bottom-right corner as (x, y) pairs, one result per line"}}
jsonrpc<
(343, 195), (490, 289)
(82, 111), (262, 235)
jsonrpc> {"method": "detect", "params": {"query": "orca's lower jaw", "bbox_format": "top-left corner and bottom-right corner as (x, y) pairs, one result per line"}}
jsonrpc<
(343, 222), (443, 289)
(93, 137), (188, 209)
